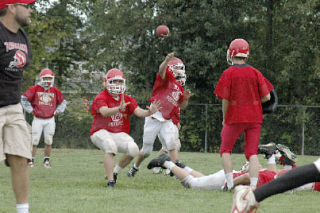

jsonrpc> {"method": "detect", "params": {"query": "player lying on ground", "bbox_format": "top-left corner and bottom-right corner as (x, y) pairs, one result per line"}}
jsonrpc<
(148, 143), (320, 192)
(231, 143), (320, 213)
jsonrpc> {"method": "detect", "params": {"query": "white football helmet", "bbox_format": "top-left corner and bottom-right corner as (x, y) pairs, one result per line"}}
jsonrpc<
(168, 58), (186, 86)
(105, 68), (126, 95)
(40, 68), (54, 87)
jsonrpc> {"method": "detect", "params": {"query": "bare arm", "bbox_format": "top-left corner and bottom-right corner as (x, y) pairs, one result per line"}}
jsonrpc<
(159, 52), (175, 79)
(261, 93), (271, 103)
(222, 99), (229, 125)
(99, 94), (130, 117)
(99, 106), (122, 117)
(233, 173), (250, 187)
(134, 100), (161, 118)
(178, 89), (193, 109)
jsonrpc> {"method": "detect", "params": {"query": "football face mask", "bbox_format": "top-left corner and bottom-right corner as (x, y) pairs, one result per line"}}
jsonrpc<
(168, 58), (186, 86)
(40, 68), (54, 87)
(105, 69), (126, 95)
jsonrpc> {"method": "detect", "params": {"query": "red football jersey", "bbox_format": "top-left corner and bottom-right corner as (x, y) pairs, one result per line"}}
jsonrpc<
(313, 182), (320, 191)
(214, 64), (273, 124)
(149, 69), (184, 120)
(90, 90), (138, 135)
(171, 107), (180, 125)
(257, 169), (277, 187)
(23, 85), (65, 118)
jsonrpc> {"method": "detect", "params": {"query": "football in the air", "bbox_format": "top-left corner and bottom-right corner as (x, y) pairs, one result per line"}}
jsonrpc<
(156, 25), (169, 37)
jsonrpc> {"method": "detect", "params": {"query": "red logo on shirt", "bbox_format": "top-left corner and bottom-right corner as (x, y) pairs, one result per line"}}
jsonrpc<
(9, 50), (26, 68)
(37, 92), (54, 106)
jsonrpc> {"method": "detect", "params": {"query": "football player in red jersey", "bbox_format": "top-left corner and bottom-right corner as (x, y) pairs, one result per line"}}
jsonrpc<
(214, 39), (274, 190)
(21, 68), (66, 168)
(90, 68), (160, 188)
(127, 52), (193, 177)
(0, 1), (36, 212)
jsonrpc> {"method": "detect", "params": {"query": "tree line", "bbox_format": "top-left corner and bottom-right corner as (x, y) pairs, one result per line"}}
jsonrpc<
(22, 0), (320, 155)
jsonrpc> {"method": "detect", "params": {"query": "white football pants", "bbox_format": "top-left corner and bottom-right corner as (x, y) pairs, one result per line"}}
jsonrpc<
(32, 116), (55, 146)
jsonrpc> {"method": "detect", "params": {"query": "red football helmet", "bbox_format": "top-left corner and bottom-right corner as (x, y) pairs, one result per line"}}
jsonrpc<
(167, 58), (186, 86)
(105, 68), (126, 94)
(40, 68), (54, 86)
(227, 38), (250, 64)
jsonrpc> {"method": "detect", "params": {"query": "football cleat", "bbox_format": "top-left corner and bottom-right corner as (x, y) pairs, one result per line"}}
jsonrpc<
(258, 142), (277, 159)
(147, 153), (171, 169)
(106, 173), (118, 183)
(107, 180), (116, 188)
(28, 161), (34, 168)
(127, 166), (139, 177)
(43, 161), (51, 168)
(240, 161), (250, 173)
(231, 185), (258, 213)
(276, 144), (297, 166)
(175, 160), (186, 168)
(113, 173), (118, 183)
(152, 167), (163, 174)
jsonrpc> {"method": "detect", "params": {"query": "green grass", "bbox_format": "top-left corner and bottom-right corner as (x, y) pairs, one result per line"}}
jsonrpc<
(1, 149), (320, 213)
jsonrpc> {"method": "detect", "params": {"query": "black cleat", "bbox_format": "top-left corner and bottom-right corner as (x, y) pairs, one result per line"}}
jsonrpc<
(258, 142), (277, 159)
(107, 180), (116, 188)
(147, 153), (171, 169)
(113, 173), (118, 183)
(127, 166), (139, 177)
(175, 160), (186, 168)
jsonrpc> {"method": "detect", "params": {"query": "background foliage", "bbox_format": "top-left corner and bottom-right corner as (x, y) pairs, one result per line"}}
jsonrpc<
(22, 0), (320, 154)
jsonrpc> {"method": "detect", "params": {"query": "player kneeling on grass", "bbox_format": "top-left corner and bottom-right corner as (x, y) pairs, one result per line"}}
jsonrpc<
(21, 68), (66, 168)
(90, 68), (161, 188)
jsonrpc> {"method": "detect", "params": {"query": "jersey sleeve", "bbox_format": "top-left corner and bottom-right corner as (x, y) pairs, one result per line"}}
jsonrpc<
(55, 88), (65, 105)
(214, 70), (231, 100)
(127, 96), (138, 115)
(256, 71), (274, 97)
(91, 94), (108, 115)
(23, 85), (37, 101)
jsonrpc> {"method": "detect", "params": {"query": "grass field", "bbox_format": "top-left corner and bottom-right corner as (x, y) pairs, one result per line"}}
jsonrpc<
(1, 149), (320, 213)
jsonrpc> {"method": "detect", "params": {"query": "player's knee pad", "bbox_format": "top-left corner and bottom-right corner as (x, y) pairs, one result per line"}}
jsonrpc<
(175, 139), (181, 151)
(127, 142), (139, 158)
(44, 133), (54, 145)
(140, 142), (153, 156)
(31, 135), (41, 146)
(90, 132), (117, 154)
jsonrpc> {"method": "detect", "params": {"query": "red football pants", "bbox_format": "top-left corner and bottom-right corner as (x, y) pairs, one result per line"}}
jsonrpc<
(220, 123), (261, 160)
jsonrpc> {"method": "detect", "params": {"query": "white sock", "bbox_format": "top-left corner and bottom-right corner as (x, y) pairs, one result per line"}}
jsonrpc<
(284, 165), (292, 170)
(17, 203), (29, 213)
(184, 166), (193, 174)
(267, 154), (276, 164)
(133, 163), (139, 169)
(225, 172), (234, 189)
(163, 161), (176, 170)
(250, 177), (258, 187)
(113, 165), (123, 173)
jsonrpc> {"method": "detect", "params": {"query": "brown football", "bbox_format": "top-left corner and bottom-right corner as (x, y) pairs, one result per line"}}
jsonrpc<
(156, 25), (169, 37)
